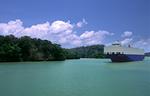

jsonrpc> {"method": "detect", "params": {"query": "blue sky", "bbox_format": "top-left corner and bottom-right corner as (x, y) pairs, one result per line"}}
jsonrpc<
(0, 0), (150, 51)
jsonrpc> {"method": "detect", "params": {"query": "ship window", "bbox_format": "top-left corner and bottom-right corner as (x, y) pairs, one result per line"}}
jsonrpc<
(107, 52), (109, 55)
(117, 52), (120, 54)
(116, 52), (120, 54)
(112, 52), (115, 54)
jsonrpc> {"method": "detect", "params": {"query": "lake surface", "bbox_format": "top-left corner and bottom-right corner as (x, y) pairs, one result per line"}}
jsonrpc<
(0, 58), (150, 96)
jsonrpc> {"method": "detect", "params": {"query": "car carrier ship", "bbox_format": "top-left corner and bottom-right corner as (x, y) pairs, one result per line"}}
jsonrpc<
(104, 43), (145, 62)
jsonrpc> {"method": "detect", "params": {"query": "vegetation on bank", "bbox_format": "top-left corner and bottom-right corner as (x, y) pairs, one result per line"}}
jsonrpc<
(0, 35), (105, 62)
(65, 45), (105, 59)
(0, 35), (65, 61)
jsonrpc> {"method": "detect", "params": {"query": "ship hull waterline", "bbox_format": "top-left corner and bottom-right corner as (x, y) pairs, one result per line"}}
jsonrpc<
(107, 54), (145, 62)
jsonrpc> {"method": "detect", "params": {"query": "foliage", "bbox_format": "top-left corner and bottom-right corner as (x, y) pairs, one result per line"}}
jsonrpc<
(0, 35), (65, 62)
(65, 45), (106, 59)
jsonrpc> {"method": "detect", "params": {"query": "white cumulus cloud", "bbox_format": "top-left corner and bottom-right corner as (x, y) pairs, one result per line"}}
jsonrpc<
(0, 19), (24, 36)
(80, 30), (113, 46)
(50, 20), (73, 33)
(0, 19), (113, 48)
(133, 38), (150, 52)
(121, 31), (133, 38)
(22, 22), (50, 38)
(120, 38), (133, 45)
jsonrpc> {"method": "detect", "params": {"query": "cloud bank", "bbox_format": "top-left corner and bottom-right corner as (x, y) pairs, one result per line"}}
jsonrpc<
(0, 19), (113, 48)
(0, 19), (149, 52)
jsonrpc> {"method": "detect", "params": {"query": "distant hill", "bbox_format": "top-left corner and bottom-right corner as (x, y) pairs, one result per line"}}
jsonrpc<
(65, 45), (105, 59)
(145, 52), (150, 57)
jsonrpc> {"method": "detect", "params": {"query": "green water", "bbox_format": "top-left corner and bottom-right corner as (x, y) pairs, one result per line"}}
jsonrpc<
(0, 58), (150, 96)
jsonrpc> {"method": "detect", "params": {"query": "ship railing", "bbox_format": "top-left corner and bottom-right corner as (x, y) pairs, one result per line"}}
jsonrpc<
(105, 52), (124, 55)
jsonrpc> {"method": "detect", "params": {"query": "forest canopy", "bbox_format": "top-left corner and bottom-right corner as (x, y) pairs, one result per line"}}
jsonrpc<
(0, 35), (65, 61)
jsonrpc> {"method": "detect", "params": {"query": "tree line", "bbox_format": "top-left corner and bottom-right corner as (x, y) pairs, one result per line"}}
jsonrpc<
(0, 35), (105, 62)
(65, 45), (105, 59)
(0, 35), (65, 61)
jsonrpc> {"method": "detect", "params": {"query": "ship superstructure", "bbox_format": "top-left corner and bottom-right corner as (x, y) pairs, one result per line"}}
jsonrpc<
(104, 43), (144, 62)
